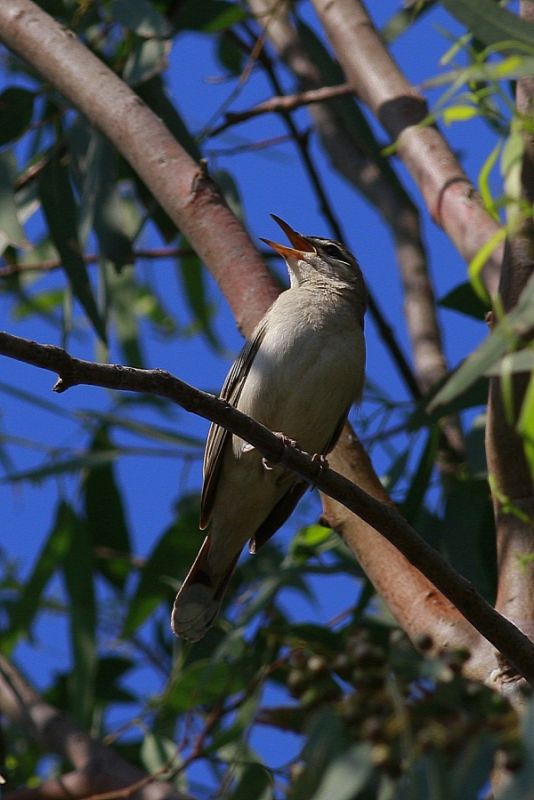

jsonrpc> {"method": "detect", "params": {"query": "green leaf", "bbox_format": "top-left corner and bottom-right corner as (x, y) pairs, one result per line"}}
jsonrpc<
(94, 657), (136, 704)
(0, 87), (35, 146)
(177, 241), (220, 351)
(0, 151), (27, 248)
(79, 133), (133, 269)
(165, 658), (249, 713)
(122, 506), (201, 635)
(228, 763), (273, 800)
(442, 104), (479, 124)
(401, 427), (440, 523)
(102, 262), (144, 367)
(442, 0), (534, 52)
(123, 38), (171, 86)
(291, 710), (349, 800)
(137, 76), (200, 160)
(175, 0), (246, 32)
(442, 478), (496, 601)
(0, 378), (73, 419)
(3, 501), (72, 652)
(141, 733), (181, 775)
(478, 142), (501, 222)
(518, 373), (534, 483)
(485, 349), (534, 376)
(429, 271), (534, 411)
(438, 281), (489, 320)
(38, 154), (106, 341)
(78, 411), (203, 448)
(62, 507), (96, 726)
(111, 0), (172, 38)
(84, 428), (131, 590)
(310, 743), (373, 800)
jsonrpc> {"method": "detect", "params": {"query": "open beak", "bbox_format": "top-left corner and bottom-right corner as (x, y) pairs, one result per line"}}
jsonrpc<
(260, 214), (316, 258)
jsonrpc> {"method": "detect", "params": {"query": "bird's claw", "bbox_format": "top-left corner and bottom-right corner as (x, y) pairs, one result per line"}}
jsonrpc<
(262, 432), (297, 471)
(311, 452), (329, 481)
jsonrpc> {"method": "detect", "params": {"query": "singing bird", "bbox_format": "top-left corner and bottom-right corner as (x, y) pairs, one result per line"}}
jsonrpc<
(171, 216), (367, 640)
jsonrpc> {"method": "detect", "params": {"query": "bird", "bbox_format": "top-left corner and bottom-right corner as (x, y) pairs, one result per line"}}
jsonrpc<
(171, 215), (367, 641)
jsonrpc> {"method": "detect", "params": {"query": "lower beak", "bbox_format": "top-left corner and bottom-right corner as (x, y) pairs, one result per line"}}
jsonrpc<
(260, 215), (316, 258)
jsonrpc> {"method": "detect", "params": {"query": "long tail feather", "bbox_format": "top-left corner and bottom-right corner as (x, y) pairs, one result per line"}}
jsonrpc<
(171, 536), (239, 641)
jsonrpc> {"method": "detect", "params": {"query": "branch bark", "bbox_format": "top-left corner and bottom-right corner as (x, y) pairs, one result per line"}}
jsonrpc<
(248, 0), (464, 459)
(310, 0), (503, 297)
(0, 656), (188, 800)
(0, 0), (279, 337)
(1, 331), (532, 683)
(487, 0), (534, 685)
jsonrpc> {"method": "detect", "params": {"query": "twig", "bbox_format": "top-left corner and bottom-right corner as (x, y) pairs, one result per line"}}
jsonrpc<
(1, 330), (534, 683)
(210, 82), (353, 136)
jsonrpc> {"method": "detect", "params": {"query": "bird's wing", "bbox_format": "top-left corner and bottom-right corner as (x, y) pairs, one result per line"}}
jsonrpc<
(249, 404), (352, 552)
(200, 319), (268, 529)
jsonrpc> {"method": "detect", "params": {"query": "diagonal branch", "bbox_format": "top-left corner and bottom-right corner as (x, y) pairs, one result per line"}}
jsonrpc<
(0, 330), (533, 683)
(0, 655), (189, 800)
(0, 0), (279, 337)
(310, 0), (503, 297)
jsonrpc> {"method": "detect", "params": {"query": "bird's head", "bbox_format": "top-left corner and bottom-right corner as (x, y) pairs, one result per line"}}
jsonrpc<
(261, 215), (366, 303)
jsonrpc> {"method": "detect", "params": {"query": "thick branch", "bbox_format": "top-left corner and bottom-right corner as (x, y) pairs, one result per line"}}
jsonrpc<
(0, 0), (280, 336)
(311, 0), (503, 296)
(1, 331), (533, 683)
(487, 0), (534, 674)
(0, 656), (188, 800)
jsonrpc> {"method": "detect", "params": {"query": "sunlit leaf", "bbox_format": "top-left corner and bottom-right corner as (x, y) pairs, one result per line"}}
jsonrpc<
(429, 271), (534, 411)
(442, 104), (479, 124)
(228, 763), (273, 800)
(478, 142), (501, 222)
(443, 0), (534, 52)
(518, 373), (534, 483)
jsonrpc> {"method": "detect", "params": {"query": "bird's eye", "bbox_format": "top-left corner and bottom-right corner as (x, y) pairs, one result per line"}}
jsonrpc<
(322, 243), (346, 261)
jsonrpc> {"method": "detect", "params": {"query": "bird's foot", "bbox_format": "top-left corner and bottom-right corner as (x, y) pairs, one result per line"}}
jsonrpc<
(311, 452), (329, 482)
(262, 432), (297, 471)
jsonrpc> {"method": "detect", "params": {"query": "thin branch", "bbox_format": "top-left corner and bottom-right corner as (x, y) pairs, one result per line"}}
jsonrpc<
(1, 330), (533, 683)
(210, 82), (353, 135)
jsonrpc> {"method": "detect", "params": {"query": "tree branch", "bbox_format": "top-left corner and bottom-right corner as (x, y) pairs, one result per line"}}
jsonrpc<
(1, 330), (533, 683)
(311, 0), (503, 296)
(210, 82), (354, 135)
(0, 0), (279, 336)
(486, 0), (534, 685)
(0, 655), (189, 800)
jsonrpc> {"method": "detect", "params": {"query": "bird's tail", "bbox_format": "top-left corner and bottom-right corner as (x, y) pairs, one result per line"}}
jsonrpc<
(171, 536), (240, 641)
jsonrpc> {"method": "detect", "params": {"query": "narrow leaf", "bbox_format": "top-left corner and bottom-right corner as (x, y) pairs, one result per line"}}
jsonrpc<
(430, 271), (534, 410)
(4, 501), (72, 652)
(0, 151), (27, 247)
(38, 154), (106, 341)
(111, 0), (172, 38)
(443, 0), (534, 52)
(0, 87), (35, 146)
(62, 508), (96, 726)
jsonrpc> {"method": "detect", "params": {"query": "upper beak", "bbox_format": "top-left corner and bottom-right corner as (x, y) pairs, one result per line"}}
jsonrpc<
(260, 214), (316, 258)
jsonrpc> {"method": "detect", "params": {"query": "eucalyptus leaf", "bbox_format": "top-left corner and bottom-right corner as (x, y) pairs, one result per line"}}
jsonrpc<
(0, 87), (35, 146)
(38, 154), (106, 341)
(429, 270), (534, 411)
(111, 0), (172, 38)
(443, 0), (534, 52)
(0, 151), (27, 248)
